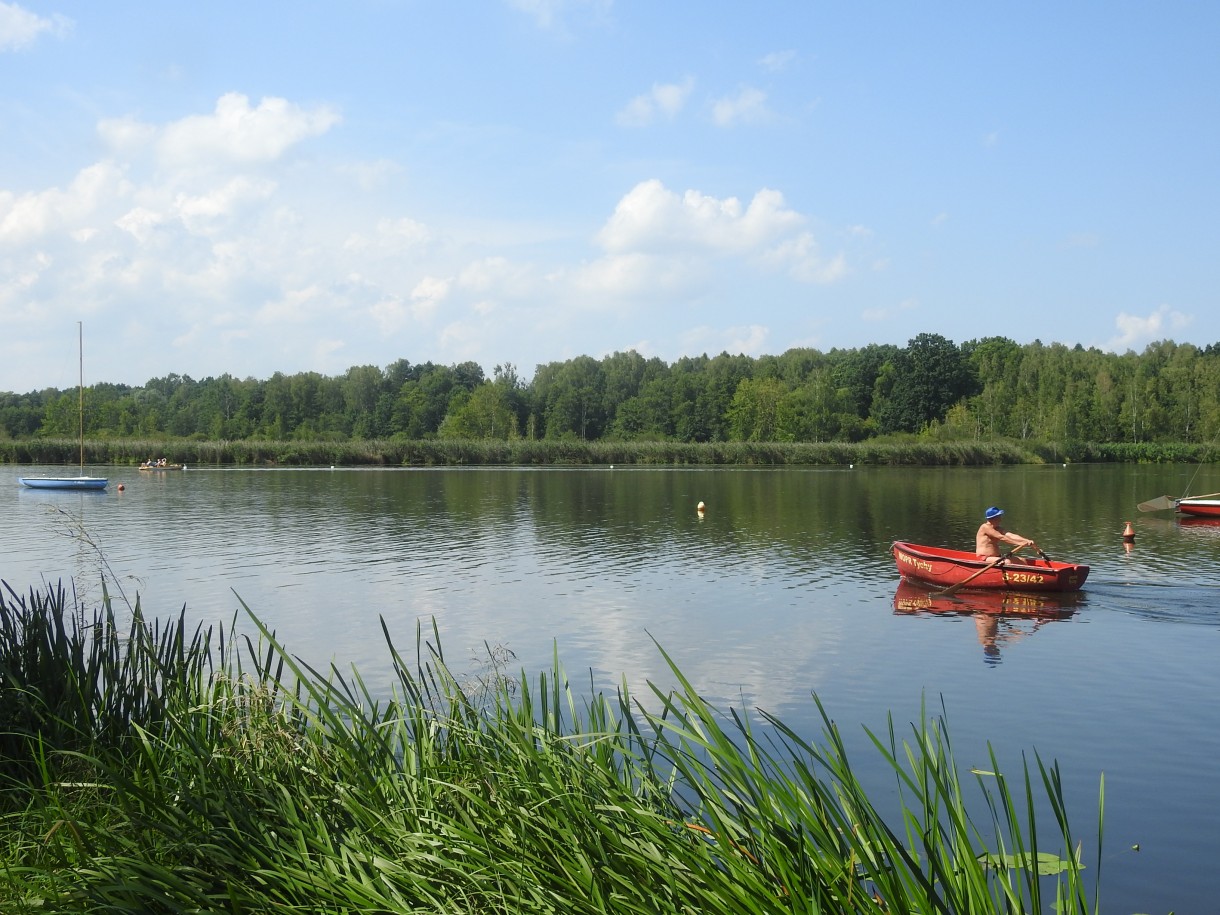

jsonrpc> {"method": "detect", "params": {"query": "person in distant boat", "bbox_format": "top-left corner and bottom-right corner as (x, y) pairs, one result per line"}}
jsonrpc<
(975, 506), (1036, 559)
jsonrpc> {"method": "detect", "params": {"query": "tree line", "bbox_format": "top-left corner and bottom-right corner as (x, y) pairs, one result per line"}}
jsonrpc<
(3, 333), (1220, 446)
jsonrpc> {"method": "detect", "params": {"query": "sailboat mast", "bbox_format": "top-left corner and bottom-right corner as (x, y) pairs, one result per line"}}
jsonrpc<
(78, 321), (85, 472)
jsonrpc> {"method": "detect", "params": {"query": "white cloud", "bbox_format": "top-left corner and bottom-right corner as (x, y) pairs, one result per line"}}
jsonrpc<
(343, 217), (433, 253)
(862, 298), (918, 323)
(571, 252), (693, 301)
(597, 179), (804, 254)
(758, 49), (796, 71)
(457, 256), (535, 296)
(97, 116), (158, 155)
(711, 87), (769, 127)
(616, 77), (694, 127)
(505, 0), (611, 30)
(115, 206), (166, 243)
(410, 275), (451, 320)
(0, 2), (69, 50)
(761, 232), (846, 284)
(157, 93), (341, 168)
(255, 284), (328, 325)
(1104, 304), (1192, 352)
(726, 323), (769, 354)
(679, 323), (769, 357)
(173, 177), (277, 227)
(369, 295), (409, 334)
(0, 161), (127, 242)
(337, 158), (401, 192)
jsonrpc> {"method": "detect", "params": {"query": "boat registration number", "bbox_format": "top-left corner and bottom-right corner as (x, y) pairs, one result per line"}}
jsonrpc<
(1005, 572), (1046, 584)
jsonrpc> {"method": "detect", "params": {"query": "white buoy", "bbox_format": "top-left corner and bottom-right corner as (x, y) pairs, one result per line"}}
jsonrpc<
(697, 501), (706, 513)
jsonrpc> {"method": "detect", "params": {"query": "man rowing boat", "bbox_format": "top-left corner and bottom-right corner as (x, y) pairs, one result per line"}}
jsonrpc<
(975, 506), (1037, 558)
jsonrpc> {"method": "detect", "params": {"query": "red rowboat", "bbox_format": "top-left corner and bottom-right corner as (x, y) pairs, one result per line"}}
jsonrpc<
(1176, 498), (1220, 517)
(892, 541), (1089, 593)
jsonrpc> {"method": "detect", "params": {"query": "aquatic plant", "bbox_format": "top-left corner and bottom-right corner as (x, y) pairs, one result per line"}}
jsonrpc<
(0, 584), (1102, 913)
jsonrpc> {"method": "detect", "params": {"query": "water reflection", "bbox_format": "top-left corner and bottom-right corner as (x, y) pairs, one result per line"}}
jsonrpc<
(1176, 515), (1220, 532)
(892, 580), (1083, 665)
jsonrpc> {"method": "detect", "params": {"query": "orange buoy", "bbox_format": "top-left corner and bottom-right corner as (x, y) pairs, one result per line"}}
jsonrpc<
(1122, 520), (1135, 541)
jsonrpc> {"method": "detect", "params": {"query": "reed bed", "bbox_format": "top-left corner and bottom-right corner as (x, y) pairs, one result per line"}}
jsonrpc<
(0, 582), (1102, 913)
(2, 437), (1064, 467)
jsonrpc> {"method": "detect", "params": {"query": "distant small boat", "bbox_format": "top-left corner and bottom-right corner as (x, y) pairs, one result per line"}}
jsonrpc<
(1175, 498), (1220, 518)
(139, 462), (185, 471)
(18, 322), (107, 491)
(892, 541), (1089, 592)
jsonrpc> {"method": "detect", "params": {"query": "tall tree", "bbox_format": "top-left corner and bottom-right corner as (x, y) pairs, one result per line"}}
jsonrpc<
(873, 334), (976, 434)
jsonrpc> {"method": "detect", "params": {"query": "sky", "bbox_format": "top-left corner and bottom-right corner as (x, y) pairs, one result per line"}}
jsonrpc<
(2, 1), (1218, 394)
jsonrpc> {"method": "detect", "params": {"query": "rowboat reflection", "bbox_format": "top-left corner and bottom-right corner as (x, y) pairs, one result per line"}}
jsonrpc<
(893, 580), (1084, 665)
(1176, 515), (1220, 530)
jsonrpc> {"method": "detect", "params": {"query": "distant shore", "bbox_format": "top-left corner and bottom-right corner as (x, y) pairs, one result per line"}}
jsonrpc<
(3, 436), (1218, 467)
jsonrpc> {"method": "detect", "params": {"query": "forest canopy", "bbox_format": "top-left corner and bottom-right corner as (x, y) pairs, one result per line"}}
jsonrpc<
(4, 335), (1219, 446)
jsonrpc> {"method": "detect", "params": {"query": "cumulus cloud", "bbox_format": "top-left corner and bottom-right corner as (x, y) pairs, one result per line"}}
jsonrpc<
(0, 2), (70, 50)
(570, 252), (695, 302)
(597, 180), (803, 254)
(173, 176), (277, 228)
(0, 161), (127, 242)
(616, 77), (695, 127)
(1104, 304), (1192, 352)
(588, 176), (839, 281)
(156, 93), (340, 168)
(410, 275), (451, 320)
(711, 87), (769, 126)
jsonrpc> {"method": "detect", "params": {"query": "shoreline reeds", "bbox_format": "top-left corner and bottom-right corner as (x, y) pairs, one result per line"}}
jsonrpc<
(4, 434), (1216, 467)
(0, 580), (1103, 913)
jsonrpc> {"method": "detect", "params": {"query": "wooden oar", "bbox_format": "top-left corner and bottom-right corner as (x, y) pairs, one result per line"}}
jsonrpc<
(934, 544), (1025, 597)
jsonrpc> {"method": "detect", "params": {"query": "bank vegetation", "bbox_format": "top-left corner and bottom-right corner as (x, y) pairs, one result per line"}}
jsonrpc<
(1, 581), (1102, 913)
(3, 335), (1220, 464)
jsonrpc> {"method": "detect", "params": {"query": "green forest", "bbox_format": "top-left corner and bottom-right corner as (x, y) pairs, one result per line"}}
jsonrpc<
(4, 333), (1220, 450)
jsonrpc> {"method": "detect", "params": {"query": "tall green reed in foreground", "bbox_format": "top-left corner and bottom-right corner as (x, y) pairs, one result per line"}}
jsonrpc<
(0, 584), (1102, 913)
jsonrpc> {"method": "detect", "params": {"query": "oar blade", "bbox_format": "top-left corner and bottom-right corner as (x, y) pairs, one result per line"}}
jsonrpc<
(1137, 495), (1175, 512)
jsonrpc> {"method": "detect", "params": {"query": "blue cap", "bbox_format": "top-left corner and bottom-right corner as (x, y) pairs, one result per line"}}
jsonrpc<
(985, 506), (1004, 519)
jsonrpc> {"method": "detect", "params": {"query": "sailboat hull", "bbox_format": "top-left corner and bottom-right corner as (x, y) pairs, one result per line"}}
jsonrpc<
(19, 476), (108, 490)
(16, 323), (108, 492)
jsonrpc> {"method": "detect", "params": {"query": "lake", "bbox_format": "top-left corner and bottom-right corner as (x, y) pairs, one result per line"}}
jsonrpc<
(5, 461), (1220, 913)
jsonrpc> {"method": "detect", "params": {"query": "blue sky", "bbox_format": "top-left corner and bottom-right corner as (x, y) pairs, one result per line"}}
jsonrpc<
(3, 1), (1218, 393)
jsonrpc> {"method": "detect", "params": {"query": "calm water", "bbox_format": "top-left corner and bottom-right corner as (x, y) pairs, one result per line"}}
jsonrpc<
(5, 461), (1220, 913)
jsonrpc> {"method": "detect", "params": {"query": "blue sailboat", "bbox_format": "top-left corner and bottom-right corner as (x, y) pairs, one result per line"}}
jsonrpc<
(18, 323), (108, 491)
